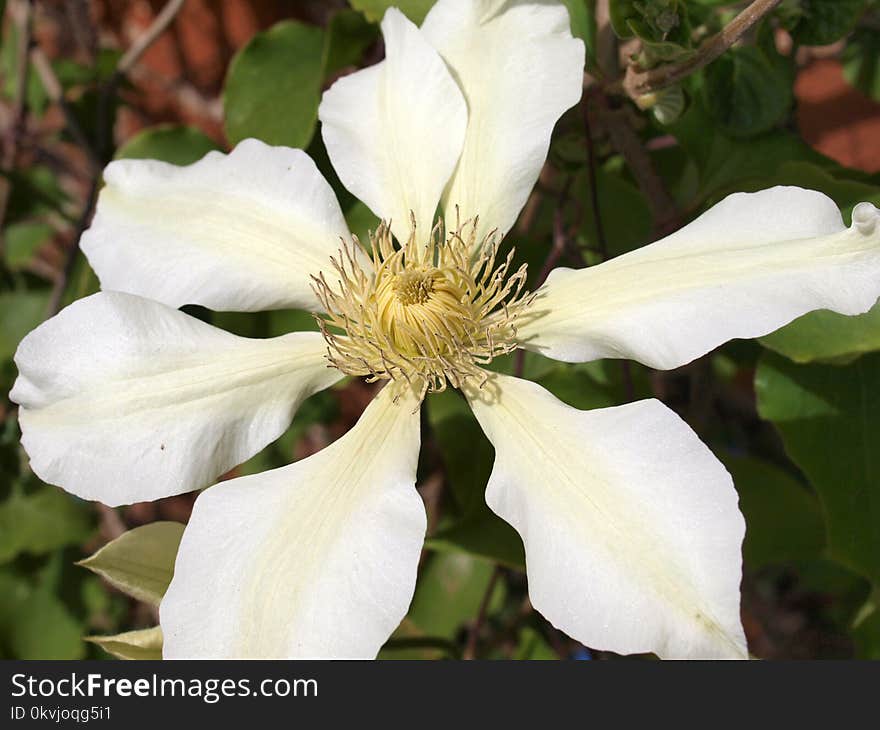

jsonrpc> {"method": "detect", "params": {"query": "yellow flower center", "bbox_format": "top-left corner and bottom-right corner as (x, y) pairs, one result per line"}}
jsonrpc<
(312, 217), (532, 399)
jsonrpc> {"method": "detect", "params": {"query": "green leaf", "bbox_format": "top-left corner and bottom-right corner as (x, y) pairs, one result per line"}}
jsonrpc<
(78, 522), (185, 606)
(747, 161), (880, 364)
(0, 570), (85, 660)
(427, 512), (525, 569)
(0, 290), (48, 361)
(324, 9), (379, 77)
(3, 221), (53, 269)
(843, 26), (880, 101)
(115, 124), (220, 165)
(734, 159), (880, 217)
(852, 591), (880, 659)
(670, 103), (831, 202)
(578, 167), (652, 258)
(87, 626), (163, 660)
(562, 0), (597, 63)
(426, 389), (494, 517)
(611, 0), (686, 42)
(787, 0), (866, 46)
(0, 487), (94, 563)
(702, 45), (793, 137)
(1, 21), (47, 116)
(424, 386), (535, 569)
(514, 627), (558, 660)
(350, 0), (435, 24)
(610, 0), (639, 37)
(224, 21), (326, 149)
(344, 200), (381, 243)
(761, 302), (880, 364)
(407, 552), (503, 638)
(536, 362), (621, 410)
(2, 165), (70, 225)
(755, 352), (880, 583)
(722, 454), (825, 569)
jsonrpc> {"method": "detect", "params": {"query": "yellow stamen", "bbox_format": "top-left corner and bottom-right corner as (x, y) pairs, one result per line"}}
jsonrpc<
(312, 215), (533, 400)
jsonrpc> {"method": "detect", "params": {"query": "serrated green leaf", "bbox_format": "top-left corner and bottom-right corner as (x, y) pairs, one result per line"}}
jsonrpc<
(787, 0), (866, 46)
(611, 0), (692, 57)
(702, 45), (793, 137)
(0, 487), (94, 563)
(115, 124), (220, 165)
(78, 522), (185, 606)
(755, 352), (880, 583)
(87, 626), (163, 660)
(350, 0), (435, 24)
(224, 21), (326, 148)
(670, 103), (832, 202)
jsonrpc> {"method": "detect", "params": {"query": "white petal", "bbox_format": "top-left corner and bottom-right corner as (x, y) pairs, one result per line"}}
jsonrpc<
(519, 188), (880, 369)
(421, 0), (585, 242)
(319, 8), (467, 243)
(81, 138), (355, 312)
(466, 374), (747, 659)
(10, 292), (340, 506)
(161, 382), (425, 659)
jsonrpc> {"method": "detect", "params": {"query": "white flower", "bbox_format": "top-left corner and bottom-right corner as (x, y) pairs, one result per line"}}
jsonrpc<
(11, 0), (880, 659)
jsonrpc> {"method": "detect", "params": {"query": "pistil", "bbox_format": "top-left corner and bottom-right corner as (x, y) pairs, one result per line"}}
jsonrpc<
(312, 216), (533, 399)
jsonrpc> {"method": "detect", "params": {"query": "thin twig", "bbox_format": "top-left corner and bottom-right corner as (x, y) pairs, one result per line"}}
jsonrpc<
(97, 0), (187, 161)
(593, 89), (678, 235)
(619, 0), (782, 100)
(580, 99), (637, 402)
(96, 503), (127, 542)
(45, 177), (97, 317)
(534, 176), (575, 287)
(117, 0), (187, 77)
(581, 101), (608, 261)
(47, 0), (187, 317)
(29, 46), (101, 171)
(462, 566), (501, 660)
(594, 0), (618, 81)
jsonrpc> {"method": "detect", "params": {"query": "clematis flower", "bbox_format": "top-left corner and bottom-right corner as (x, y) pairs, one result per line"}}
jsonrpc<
(11, 0), (880, 659)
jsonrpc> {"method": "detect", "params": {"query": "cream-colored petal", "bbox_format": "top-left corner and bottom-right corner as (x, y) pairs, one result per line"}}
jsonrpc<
(161, 382), (425, 659)
(81, 138), (356, 312)
(319, 8), (467, 243)
(519, 188), (880, 369)
(10, 292), (341, 506)
(421, 0), (585, 243)
(466, 374), (747, 659)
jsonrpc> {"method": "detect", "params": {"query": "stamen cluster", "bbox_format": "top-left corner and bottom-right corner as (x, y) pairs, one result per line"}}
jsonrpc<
(312, 216), (532, 399)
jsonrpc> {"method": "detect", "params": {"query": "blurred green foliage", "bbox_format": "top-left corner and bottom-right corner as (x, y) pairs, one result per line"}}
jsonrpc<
(1, 0), (879, 659)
